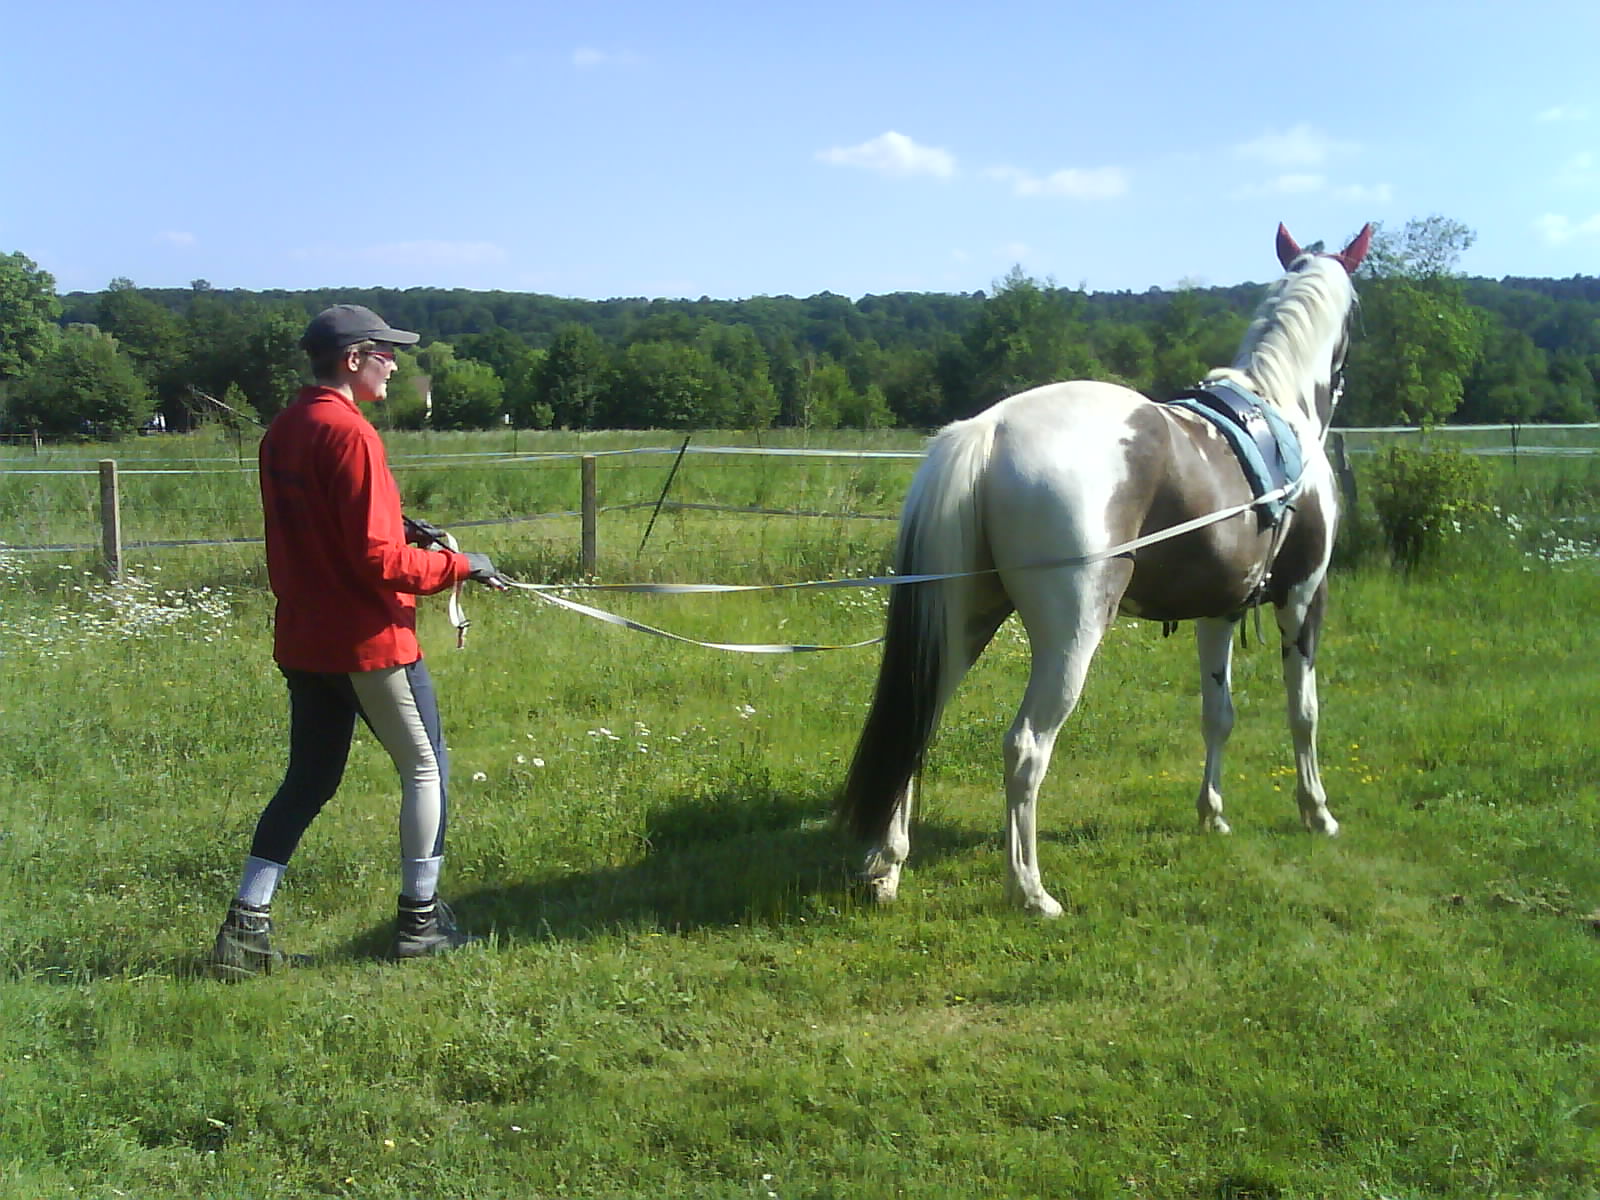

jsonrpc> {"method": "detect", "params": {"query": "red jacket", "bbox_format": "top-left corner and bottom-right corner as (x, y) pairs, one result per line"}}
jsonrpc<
(260, 386), (468, 672)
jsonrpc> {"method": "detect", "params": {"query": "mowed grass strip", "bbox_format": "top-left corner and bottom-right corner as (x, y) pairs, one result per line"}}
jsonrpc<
(1, 432), (1596, 1199)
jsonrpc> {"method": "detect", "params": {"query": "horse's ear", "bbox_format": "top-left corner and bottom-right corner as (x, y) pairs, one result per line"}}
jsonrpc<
(1331, 223), (1374, 274)
(1276, 223), (1304, 270)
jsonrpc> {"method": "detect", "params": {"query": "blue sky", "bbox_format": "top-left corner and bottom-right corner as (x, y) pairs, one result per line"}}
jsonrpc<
(5, 0), (1598, 301)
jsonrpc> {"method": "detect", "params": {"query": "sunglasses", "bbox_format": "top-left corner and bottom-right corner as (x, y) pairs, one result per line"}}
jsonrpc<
(360, 348), (397, 363)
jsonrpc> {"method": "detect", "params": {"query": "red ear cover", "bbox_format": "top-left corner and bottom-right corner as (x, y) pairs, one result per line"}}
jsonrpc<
(1331, 224), (1374, 274)
(1276, 223), (1304, 269)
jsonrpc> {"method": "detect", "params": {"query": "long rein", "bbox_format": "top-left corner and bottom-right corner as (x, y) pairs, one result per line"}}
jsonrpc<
(428, 475), (1308, 655)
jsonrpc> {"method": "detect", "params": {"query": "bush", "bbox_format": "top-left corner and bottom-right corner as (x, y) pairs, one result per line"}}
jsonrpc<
(1365, 445), (1490, 566)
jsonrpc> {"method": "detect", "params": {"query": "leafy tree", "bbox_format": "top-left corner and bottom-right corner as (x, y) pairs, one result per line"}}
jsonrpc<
(536, 324), (612, 429)
(12, 327), (147, 437)
(374, 350), (430, 431)
(878, 344), (946, 428)
(0, 251), (62, 389)
(177, 293), (260, 423)
(219, 381), (262, 428)
(96, 279), (186, 388)
(1150, 287), (1246, 400)
(1094, 321), (1156, 392)
(430, 357), (504, 430)
(1543, 353), (1598, 422)
(837, 381), (895, 429)
(950, 268), (1102, 417)
(413, 339), (458, 382)
(697, 323), (777, 428)
(607, 340), (730, 429)
(794, 356), (857, 430)
(1343, 216), (1488, 427)
(457, 327), (543, 425)
(1459, 323), (1548, 424)
(234, 308), (306, 421)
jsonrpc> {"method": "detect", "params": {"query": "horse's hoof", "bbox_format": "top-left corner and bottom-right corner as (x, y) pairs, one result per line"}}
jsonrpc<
(864, 877), (899, 904)
(1303, 810), (1340, 836)
(857, 867), (901, 905)
(1199, 815), (1232, 834)
(1012, 891), (1063, 919)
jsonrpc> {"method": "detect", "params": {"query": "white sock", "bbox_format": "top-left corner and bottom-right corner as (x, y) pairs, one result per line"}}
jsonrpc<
(402, 856), (442, 903)
(236, 856), (286, 909)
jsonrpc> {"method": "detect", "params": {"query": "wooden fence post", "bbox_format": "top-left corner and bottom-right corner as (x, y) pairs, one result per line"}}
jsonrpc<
(98, 459), (123, 582)
(580, 455), (597, 577)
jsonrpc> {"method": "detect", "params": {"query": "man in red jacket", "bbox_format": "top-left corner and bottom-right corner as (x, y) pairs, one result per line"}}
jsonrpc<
(211, 304), (504, 978)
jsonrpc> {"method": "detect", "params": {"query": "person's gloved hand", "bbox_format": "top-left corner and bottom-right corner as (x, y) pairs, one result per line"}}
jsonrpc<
(464, 552), (507, 589)
(404, 516), (447, 548)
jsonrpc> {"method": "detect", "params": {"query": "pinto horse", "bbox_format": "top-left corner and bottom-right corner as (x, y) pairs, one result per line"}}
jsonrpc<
(841, 223), (1372, 916)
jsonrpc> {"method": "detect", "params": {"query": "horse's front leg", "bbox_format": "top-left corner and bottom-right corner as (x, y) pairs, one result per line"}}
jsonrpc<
(1276, 579), (1339, 835)
(1194, 617), (1237, 833)
(860, 777), (914, 902)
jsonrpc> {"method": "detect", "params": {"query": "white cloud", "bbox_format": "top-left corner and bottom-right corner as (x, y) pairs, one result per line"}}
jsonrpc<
(1536, 104), (1589, 123)
(984, 164), (1129, 199)
(1232, 174), (1326, 199)
(1270, 173), (1325, 195)
(1556, 150), (1597, 188)
(156, 231), (197, 247)
(572, 47), (642, 69)
(816, 131), (956, 179)
(1333, 182), (1394, 204)
(1534, 212), (1600, 245)
(1234, 123), (1357, 168)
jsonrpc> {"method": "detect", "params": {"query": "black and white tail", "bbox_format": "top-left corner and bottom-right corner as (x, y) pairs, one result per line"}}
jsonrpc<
(840, 416), (1001, 840)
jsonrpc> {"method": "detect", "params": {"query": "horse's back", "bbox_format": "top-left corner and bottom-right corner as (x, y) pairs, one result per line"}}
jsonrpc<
(974, 380), (1163, 553)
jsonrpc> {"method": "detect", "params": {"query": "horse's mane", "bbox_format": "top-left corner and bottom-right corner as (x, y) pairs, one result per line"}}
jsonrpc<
(1204, 256), (1354, 422)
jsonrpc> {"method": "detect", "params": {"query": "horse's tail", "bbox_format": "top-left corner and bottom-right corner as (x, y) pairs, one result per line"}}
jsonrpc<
(841, 416), (996, 841)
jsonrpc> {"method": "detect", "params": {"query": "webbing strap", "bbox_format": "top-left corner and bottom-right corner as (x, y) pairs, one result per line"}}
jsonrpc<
(492, 484), (1291, 654)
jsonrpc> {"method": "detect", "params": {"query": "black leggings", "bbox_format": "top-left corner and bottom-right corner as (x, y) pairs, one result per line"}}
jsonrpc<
(250, 659), (449, 866)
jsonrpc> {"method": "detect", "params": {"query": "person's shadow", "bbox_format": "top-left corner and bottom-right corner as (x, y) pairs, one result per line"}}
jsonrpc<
(17, 790), (988, 980)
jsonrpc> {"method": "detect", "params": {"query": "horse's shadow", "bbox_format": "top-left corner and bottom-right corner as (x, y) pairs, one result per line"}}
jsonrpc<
(12, 796), (989, 982)
(336, 790), (989, 957)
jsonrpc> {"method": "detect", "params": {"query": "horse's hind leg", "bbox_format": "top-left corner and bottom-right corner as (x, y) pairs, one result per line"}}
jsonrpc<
(1194, 616), (1237, 833)
(860, 590), (1011, 904)
(860, 778), (914, 902)
(1002, 565), (1127, 917)
(1276, 579), (1339, 835)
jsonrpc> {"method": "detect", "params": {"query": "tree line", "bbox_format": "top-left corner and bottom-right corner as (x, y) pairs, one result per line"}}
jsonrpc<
(2, 217), (1596, 440)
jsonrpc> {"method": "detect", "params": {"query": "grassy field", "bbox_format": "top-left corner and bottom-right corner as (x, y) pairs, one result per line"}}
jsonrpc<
(1, 428), (1597, 1199)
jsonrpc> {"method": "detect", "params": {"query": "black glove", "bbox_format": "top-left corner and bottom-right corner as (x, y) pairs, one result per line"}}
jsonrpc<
(404, 516), (447, 548)
(464, 551), (505, 588)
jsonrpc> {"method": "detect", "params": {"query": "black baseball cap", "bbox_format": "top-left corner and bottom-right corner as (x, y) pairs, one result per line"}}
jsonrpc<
(300, 304), (420, 355)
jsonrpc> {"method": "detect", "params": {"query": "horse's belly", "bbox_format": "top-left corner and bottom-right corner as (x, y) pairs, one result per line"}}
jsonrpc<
(1119, 533), (1266, 621)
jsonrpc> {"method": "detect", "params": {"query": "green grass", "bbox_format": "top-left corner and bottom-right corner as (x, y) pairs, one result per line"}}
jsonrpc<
(1, 430), (1597, 1199)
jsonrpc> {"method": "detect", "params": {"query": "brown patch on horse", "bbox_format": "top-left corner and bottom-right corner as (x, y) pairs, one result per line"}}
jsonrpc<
(1113, 404), (1278, 622)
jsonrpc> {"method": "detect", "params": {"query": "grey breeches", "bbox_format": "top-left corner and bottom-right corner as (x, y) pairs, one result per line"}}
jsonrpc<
(249, 659), (448, 865)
